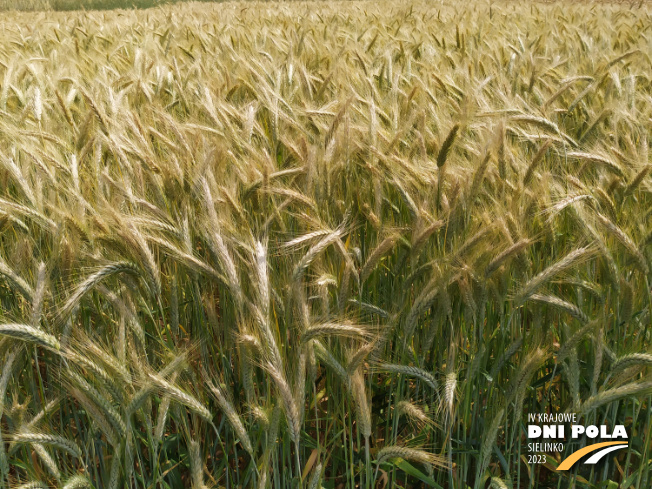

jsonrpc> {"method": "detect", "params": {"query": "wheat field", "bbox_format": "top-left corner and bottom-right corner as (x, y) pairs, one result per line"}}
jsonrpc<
(0, 1), (650, 488)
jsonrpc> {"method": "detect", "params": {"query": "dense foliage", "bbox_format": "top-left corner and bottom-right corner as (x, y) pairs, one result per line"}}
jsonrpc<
(0, 1), (650, 488)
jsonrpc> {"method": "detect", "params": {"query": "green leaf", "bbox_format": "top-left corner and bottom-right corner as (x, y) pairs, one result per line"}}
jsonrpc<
(392, 459), (444, 488)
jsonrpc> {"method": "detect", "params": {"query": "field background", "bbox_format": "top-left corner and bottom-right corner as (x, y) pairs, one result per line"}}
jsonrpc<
(2, 0), (649, 12)
(1, 0), (204, 12)
(0, 1), (651, 489)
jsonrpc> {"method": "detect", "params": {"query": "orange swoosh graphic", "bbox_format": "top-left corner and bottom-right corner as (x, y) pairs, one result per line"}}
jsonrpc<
(557, 441), (628, 470)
